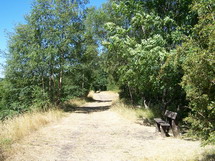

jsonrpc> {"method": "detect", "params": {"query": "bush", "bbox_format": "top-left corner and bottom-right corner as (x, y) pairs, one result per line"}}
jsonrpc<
(179, 0), (215, 144)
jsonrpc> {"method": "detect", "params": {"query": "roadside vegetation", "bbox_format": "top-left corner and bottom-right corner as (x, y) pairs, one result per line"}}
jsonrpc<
(111, 100), (157, 124)
(0, 0), (214, 156)
(0, 109), (64, 159)
(0, 97), (88, 160)
(101, 0), (214, 144)
(111, 100), (215, 161)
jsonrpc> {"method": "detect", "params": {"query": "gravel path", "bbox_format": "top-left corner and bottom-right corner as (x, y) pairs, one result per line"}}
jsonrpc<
(7, 92), (212, 161)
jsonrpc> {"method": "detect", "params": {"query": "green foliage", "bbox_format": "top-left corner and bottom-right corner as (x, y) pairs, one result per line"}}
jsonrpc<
(103, 0), (189, 109)
(0, 0), (214, 144)
(102, 0), (214, 143)
(0, 0), (100, 119)
(31, 86), (50, 110)
(179, 0), (215, 144)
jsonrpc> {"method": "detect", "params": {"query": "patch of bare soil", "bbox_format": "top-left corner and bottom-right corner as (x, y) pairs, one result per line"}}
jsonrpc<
(6, 92), (213, 161)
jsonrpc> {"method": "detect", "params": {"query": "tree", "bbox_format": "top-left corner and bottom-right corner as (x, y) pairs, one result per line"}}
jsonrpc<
(2, 0), (96, 116)
(179, 0), (215, 143)
(103, 0), (195, 108)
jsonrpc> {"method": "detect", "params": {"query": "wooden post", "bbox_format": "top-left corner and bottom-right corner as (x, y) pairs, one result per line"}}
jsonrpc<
(172, 120), (180, 137)
(160, 126), (169, 137)
(156, 123), (161, 132)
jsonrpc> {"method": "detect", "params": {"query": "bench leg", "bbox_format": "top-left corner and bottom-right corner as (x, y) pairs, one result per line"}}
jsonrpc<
(171, 120), (180, 137)
(155, 123), (161, 132)
(160, 126), (170, 137)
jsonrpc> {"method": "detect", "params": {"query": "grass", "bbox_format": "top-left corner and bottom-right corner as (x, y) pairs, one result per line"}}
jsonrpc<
(195, 148), (215, 161)
(87, 90), (95, 100)
(139, 145), (215, 161)
(111, 101), (215, 161)
(111, 101), (137, 121)
(0, 96), (88, 160)
(111, 100), (157, 125)
(0, 109), (65, 149)
(0, 97), (88, 145)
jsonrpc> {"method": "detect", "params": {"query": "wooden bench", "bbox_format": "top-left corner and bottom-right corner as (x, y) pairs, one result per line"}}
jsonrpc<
(154, 110), (179, 137)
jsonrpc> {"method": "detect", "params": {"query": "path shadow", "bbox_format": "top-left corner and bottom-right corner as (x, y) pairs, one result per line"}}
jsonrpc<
(93, 100), (112, 102)
(74, 104), (111, 114)
(62, 91), (115, 113)
(62, 99), (112, 113)
(200, 152), (215, 161)
(61, 97), (98, 112)
(63, 100), (111, 114)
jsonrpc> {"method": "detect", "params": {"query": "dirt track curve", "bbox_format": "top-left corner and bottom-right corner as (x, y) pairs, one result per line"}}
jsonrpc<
(7, 92), (211, 161)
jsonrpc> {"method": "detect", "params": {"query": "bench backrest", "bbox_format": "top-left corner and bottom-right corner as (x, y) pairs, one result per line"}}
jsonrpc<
(164, 110), (177, 120)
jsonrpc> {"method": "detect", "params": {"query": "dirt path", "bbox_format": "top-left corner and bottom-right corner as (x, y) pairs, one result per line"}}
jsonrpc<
(7, 92), (212, 161)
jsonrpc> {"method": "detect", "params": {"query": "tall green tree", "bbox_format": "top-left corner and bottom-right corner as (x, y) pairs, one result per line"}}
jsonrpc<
(179, 0), (215, 143)
(2, 0), (98, 117)
(103, 0), (195, 108)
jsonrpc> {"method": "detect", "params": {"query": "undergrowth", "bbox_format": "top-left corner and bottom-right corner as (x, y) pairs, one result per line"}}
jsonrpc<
(111, 100), (215, 161)
(0, 109), (65, 156)
(111, 100), (161, 125)
(0, 96), (87, 160)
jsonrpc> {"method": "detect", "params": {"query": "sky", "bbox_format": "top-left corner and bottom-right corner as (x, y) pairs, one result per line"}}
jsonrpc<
(0, 0), (107, 78)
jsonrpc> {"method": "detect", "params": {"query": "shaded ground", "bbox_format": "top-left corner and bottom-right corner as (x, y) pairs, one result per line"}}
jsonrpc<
(6, 92), (213, 161)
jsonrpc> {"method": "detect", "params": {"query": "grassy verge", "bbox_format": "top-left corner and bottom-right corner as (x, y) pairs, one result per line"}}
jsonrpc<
(111, 101), (215, 161)
(195, 148), (215, 161)
(111, 100), (159, 125)
(0, 96), (88, 148)
(0, 109), (65, 159)
(0, 97), (88, 160)
(87, 90), (95, 100)
(139, 146), (215, 161)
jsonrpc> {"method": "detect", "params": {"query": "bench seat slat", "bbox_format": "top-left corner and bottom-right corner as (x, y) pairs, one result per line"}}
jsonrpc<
(160, 122), (170, 126)
(154, 118), (163, 122)
(154, 118), (170, 126)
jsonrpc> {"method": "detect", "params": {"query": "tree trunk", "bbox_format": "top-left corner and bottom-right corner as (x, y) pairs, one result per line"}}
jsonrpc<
(49, 57), (55, 103)
(128, 83), (133, 104)
(57, 49), (64, 105)
(82, 73), (85, 91)
(57, 69), (63, 105)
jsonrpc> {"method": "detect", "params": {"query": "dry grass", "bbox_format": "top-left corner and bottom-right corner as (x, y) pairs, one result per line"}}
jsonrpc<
(111, 101), (215, 161)
(66, 98), (87, 107)
(111, 101), (137, 121)
(0, 97), (87, 149)
(111, 101), (155, 124)
(87, 90), (95, 100)
(0, 96), (88, 160)
(0, 109), (65, 158)
(138, 144), (215, 161)
(196, 148), (215, 161)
